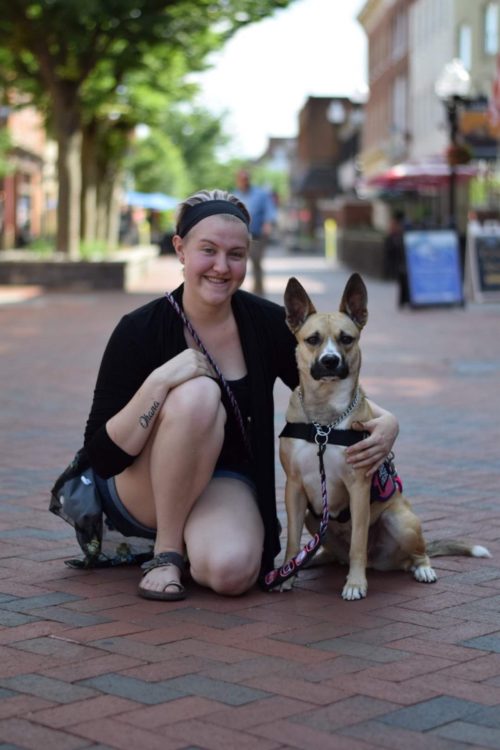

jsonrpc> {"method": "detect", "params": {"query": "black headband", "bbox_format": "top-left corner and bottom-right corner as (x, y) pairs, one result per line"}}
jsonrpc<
(177, 200), (250, 238)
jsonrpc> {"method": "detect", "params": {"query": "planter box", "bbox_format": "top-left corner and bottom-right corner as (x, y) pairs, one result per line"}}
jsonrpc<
(0, 245), (159, 290)
(337, 229), (387, 278)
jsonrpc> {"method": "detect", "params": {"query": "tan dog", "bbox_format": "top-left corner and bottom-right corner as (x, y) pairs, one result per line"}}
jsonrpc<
(279, 273), (490, 600)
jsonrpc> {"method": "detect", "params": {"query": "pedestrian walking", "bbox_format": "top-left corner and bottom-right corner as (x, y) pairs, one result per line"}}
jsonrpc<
(233, 169), (276, 295)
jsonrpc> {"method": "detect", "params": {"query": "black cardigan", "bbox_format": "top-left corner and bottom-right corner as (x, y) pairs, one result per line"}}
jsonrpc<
(83, 285), (299, 575)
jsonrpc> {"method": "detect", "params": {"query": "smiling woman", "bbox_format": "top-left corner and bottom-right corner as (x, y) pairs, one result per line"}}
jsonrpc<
(79, 187), (302, 601)
(173, 196), (250, 319)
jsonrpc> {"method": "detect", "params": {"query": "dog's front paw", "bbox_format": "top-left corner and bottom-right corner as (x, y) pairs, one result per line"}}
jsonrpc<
(342, 579), (367, 600)
(412, 565), (437, 583)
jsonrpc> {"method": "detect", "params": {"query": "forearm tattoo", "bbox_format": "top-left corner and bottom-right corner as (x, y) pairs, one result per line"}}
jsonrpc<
(139, 400), (160, 429)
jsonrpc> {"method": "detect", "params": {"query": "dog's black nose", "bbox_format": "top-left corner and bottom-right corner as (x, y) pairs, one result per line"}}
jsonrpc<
(311, 354), (349, 380)
(320, 354), (340, 370)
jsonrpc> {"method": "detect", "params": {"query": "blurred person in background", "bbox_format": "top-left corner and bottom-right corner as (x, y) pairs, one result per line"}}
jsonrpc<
(384, 209), (409, 308)
(233, 169), (276, 295)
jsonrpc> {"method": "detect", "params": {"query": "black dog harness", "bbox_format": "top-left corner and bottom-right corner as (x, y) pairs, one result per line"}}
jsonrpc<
(280, 422), (367, 526)
(279, 422), (367, 447)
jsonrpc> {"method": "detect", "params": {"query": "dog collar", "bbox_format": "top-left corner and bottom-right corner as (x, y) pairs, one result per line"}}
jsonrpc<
(298, 386), (362, 432)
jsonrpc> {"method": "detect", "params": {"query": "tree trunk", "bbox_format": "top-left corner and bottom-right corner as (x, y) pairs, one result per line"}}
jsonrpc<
(81, 123), (98, 243)
(96, 179), (108, 243)
(54, 105), (82, 258)
(96, 158), (121, 248)
(106, 169), (123, 249)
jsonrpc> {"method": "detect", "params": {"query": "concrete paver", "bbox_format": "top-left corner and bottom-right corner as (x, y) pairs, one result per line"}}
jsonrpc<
(0, 247), (499, 749)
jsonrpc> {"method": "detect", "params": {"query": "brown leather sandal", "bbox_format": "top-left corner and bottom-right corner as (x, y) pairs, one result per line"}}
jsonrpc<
(138, 551), (186, 601)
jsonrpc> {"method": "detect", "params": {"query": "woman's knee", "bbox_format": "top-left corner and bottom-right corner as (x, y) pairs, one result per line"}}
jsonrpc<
(190, 544), (261, 596)
(160, 376), (225, 433)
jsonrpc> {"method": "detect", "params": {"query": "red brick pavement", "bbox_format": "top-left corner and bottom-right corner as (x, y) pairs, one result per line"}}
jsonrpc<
(1, 248), (499, 749)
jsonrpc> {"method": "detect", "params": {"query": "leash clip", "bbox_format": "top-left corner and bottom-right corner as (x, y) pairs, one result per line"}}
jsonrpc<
(313, 423), (331, 446)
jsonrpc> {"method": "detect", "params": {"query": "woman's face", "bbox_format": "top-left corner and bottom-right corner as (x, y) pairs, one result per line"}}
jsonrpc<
(173, 215), (249, 305)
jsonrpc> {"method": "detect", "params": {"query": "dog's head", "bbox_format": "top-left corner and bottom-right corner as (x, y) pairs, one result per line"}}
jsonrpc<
(284, 273), (368, 382)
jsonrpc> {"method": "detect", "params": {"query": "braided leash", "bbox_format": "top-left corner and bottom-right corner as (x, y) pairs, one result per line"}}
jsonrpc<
(263, 436), (330, 590)
(165, 292), (252, 457)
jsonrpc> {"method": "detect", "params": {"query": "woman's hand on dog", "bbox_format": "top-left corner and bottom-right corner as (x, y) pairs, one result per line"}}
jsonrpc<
(346, 407), (399, 476)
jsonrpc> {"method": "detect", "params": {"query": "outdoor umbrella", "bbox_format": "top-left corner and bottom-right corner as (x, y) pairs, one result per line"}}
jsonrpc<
(125, 191), (179, 211)
(365, 158), (479, 191)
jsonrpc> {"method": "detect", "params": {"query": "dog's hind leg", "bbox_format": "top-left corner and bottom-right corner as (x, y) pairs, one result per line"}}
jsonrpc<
(381, 501), (437, 583)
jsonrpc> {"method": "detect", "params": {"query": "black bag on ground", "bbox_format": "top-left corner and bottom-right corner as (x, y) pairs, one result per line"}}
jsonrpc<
(50, 448), (154, 569)
(49, 448), (103, 566)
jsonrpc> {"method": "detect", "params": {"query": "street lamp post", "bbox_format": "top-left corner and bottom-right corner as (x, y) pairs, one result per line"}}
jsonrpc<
(435, 59), (472, 229)
(445, 95), (459, 227)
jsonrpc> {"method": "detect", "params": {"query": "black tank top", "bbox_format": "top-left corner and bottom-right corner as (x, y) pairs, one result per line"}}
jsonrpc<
(215, 375), (254, 477)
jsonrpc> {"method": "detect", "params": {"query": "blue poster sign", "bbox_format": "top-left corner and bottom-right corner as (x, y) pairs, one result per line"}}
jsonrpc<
(404, 230), (463, 306)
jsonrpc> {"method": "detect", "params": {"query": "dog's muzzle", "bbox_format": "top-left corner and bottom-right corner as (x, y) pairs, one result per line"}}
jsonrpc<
(310, 354), (349, 380)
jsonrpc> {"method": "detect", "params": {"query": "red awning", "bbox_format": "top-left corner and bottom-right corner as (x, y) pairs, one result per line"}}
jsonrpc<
(365, 158), (479, 191)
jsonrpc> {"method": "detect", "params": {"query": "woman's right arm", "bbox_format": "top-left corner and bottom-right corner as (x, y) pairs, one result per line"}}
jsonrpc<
(105, 348), (214, 457)
(84, 314), (214, 477)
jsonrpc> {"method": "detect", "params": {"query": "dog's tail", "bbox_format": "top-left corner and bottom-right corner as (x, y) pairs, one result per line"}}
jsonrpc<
(426, 539), (491, 558)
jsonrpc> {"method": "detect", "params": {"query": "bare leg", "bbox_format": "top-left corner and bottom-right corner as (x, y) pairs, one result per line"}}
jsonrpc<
(185, 477), (264, 595)
(115, 376), (225, 594)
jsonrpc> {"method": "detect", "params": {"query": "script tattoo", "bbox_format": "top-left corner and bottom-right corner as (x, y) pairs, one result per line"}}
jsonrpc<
(139, 400), (161, 429)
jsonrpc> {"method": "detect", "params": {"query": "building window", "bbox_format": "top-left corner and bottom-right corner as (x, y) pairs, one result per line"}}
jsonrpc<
(484, 2), (499, 55)
(458, 24), (472, 70)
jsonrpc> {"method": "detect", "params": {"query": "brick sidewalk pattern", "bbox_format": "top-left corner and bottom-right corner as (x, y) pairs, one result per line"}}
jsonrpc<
(1, 247), (500, 749)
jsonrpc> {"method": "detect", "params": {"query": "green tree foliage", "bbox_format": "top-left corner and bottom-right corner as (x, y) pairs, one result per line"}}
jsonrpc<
(128, 104), (245, 198)
(128, 129), (191, 198)
(0, 0), (294, 256)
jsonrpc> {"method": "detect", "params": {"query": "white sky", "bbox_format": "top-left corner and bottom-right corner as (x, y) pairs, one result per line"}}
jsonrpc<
(192, 0), (368, 159)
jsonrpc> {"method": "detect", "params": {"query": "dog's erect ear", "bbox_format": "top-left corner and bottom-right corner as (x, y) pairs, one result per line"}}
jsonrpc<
(284, 277), (317, 333)
(339, 273), (368, 329)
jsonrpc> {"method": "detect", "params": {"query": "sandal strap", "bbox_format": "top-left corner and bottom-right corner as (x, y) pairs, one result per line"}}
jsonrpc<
(141, 551), (185, 575)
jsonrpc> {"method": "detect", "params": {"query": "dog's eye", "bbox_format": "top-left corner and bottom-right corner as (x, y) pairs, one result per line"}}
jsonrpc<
(339, 333), (354, 345)
(305, 333), (321, 346)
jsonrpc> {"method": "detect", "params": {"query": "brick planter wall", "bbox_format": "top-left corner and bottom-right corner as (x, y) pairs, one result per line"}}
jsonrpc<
(0, 246), (159, 290)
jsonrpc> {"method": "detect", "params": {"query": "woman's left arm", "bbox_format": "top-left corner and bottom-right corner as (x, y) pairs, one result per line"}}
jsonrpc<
(346, 400), (399, 476)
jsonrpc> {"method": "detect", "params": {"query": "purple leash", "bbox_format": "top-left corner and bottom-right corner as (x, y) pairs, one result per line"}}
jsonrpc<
(262, 436), (330, 591)
(164, 292), (252, 457)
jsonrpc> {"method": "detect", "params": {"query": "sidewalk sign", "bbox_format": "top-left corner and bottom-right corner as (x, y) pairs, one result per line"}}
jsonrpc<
(403, 230), (463, 307)
(465, 221), (500, 303)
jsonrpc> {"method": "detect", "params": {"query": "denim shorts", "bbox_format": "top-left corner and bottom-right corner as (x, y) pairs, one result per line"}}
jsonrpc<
(95, 469), (257, 540)
(95, 474), (156, 539)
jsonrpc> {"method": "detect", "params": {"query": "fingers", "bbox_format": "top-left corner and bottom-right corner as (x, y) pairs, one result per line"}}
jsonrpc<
(163, 350), (216, 388)
(346, 421), (388, 477)
(348, 452), (385, 477)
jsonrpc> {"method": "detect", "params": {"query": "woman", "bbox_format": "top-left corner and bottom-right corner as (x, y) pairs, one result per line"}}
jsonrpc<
(83, 189), (398, 601)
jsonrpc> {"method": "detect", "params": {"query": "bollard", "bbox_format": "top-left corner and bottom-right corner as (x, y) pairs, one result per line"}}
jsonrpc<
(324, 218), (337, 264)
